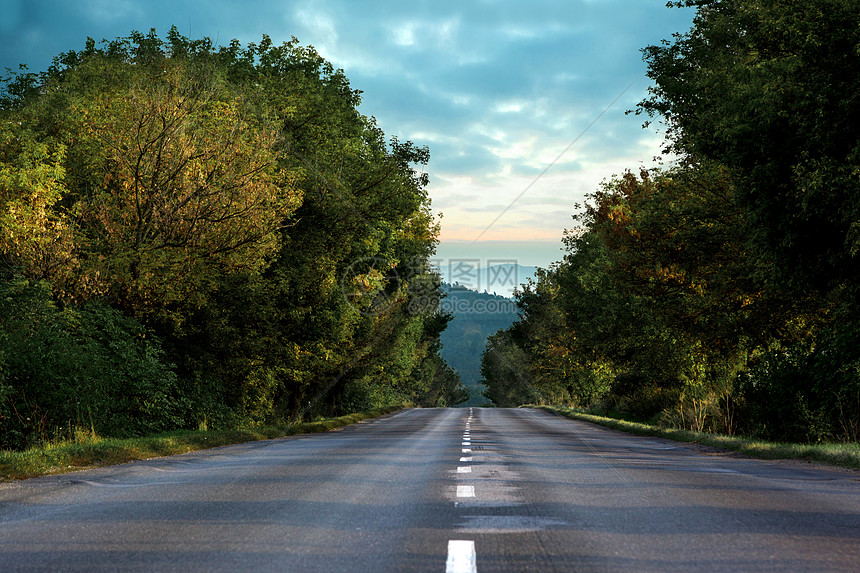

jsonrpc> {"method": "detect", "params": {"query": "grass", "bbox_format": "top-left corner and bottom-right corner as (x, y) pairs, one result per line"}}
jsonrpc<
(0, 405), (404, 481)
(530, 405), (860, 470)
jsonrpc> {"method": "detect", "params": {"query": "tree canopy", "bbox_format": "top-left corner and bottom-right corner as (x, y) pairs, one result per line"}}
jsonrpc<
(481, 0), (860, 443)
(0, 28), (466, 449)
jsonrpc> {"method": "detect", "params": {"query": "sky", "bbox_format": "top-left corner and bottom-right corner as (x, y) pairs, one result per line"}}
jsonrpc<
(0, 0), (696, 268)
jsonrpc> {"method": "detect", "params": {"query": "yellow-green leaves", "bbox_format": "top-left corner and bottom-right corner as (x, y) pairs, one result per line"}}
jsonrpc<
(0, 128), (79, 294)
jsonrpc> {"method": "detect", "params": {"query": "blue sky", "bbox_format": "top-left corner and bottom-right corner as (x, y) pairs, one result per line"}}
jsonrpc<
(0, 0), (695, 268)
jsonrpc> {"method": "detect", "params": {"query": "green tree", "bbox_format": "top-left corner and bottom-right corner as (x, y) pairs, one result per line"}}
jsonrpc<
(639, 0), (860, 293)
(480, 327), (534, 408)
(0, 28), (452, 438)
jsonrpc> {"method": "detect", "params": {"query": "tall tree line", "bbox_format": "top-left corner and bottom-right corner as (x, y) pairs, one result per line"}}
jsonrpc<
(482, 0), (860, 443)
(0, 28), (466, 450)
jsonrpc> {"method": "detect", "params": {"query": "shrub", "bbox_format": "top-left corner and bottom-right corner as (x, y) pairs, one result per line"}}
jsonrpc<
(0, 278), (183, 449)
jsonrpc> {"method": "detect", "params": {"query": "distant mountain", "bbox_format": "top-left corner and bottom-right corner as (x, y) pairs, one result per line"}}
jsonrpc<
(435, 262), (538, 298)
(438, 283), (520, 406)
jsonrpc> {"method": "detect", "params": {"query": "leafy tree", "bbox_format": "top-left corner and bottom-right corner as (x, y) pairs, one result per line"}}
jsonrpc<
(480, 1), (860, 441)
(639, 0), (860, 293)
(634, 0), (860, 439)
(480, 328), (534, 408)
(0, 28), (453, 442)
(3, 43), (299, 321)
(0, 127), (77, 289)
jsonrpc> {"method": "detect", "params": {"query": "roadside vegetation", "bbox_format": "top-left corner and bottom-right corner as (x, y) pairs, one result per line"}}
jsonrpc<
(482, 0), (860, 446)
(0, 405), (403, 481)
(534, 406), (860, 470)
(0, 28), (467, 453)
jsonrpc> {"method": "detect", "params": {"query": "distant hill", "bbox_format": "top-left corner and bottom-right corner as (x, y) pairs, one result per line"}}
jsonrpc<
(438, 283), (520, 406)
(435, 262), (538, 298)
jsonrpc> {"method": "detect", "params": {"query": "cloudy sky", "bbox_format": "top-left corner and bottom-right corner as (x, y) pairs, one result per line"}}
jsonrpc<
(0, 0), (695, 268)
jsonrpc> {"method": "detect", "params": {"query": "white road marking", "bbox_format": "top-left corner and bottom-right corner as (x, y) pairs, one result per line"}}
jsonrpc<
(462, 441), (470, 446)
(462, 448), (471, 454)
(446, 540), (477, 573)
(460, 456), (473, 462)
(457, 467), (472, 473)
(457, 485), (475, 498)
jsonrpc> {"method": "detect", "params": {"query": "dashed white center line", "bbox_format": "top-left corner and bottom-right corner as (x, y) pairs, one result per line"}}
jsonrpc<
(456, 485), (475, 498)
(451, 412), (478, 570)
(446, 540), (477, 573)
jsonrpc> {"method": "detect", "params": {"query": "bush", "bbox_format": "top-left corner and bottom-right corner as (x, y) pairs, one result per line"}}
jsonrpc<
(0, 278), (183, 449)
(592, 372), (678, 423)
(734, 324), (860, 444)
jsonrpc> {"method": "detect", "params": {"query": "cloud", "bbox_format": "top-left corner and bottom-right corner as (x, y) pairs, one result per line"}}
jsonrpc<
(0, 0), (696, 263)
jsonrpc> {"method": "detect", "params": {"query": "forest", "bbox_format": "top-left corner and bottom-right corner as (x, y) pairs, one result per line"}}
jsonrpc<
(0, 28), (467, 450)
(439, 283), (519, 405)
(481, 0), (860, 443)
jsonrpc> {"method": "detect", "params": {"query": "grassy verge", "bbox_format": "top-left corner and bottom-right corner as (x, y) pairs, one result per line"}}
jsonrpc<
(531, 405), (860, 470)
(0, 405), (404, 481)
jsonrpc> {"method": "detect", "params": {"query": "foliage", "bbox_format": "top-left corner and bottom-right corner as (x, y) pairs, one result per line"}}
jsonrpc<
(482, 1), (860, 444)
(480, 266), (614, 408)
(0, 28), (457, 449)
(482, 163), (853, 439)
(0, 278), (182, 450)
(480, 328), (534, 408)
(737, 315), (860, 443)
(440, 284), (519, 405)
(639, 0), (860, 293)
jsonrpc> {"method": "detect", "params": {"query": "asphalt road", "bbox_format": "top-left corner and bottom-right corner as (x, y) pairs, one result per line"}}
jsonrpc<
(1, 408), (859, 572)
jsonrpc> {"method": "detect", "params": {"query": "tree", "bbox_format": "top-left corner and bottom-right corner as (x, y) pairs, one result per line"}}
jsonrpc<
(0, 127), (77, 288)
(0, 28), (452, 439)
(639, 0), (860, 293)
(480, 327), (535, 408)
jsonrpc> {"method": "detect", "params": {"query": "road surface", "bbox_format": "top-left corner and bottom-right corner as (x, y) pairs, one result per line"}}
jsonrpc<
(1, 408), (859, 571)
